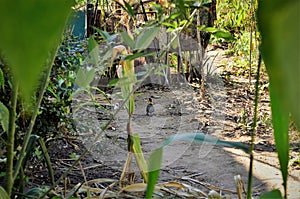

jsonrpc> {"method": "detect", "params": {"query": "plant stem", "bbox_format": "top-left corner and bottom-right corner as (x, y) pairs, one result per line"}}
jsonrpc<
(13, 46), (58, 181)
(249, 0), (254, 85)
(247, 53), (262, 199)
(5, 80), (18, 196)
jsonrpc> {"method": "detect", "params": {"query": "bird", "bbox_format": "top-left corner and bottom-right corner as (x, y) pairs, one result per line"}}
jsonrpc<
(146, 98), (154, 116)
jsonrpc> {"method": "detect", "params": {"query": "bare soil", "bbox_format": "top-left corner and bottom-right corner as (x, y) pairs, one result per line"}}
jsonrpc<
(29, 46), (300, 198)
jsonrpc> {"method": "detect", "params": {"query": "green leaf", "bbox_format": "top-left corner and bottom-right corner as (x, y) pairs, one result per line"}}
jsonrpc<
(202, 27), (217, 32)
(258, 0), (300, 129)
(259, 189), (282, 199)
(257, 1), (299, 195)
(162, 22), (176, 28)
(0, 68), (4, 91)
(213, 30), (234, 40)
(121, 31), (135, 49)
(75, 68), (95, 88)
(136, 26), (160, 51)
(269, 86), (289, 194)
(0, 186), (9, 199)
(145, 147), (163, 199)
(0, 102), (9, 133)
(25, 187), (45, 198)
(88, 36), (99, 65)
(0, 0), (73, 101)
(108, 78), (119, 86)
(168, 13), (181, 20)
(124, 1), (135, 18)
(123, 51), (155, 61)
(132, 134), (148, 181)
(162, 133), (249, 153)
(179, 20), (187, 26)
(93, 28), (117, 42)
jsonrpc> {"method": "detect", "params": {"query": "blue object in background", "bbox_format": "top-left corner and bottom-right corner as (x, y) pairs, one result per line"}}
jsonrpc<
(67, 11), (86, 37)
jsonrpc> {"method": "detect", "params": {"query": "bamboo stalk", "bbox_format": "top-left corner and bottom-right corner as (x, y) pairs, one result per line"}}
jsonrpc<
(4, 81), (18, 196)
(247, 53), (262, 199)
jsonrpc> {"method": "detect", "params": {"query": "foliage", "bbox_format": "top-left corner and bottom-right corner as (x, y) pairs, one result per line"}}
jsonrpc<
(35, 36), (85, 137)
(0, 0), (73, 103)
(215, 0), (251, 34)
(0, 0), (298, 198)
(257, 0), (300, 197)
(0, 0), (73, 197)
(213, 0), (257, 69)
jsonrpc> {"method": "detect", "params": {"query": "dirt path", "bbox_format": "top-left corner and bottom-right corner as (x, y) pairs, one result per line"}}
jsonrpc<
(44, 47), (300, 198)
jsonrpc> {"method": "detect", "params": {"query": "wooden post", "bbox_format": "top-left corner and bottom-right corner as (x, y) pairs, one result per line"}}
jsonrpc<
(86, 3), (94, 37)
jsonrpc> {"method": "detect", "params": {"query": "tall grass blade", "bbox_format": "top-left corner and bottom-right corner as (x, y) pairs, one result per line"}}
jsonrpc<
(269, 88), (289, 196)
(257, 1), (299, 196)
(257, 0), (300, 128)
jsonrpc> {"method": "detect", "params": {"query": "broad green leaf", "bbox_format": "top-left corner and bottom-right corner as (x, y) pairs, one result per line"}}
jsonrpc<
(162, 22), (176, 28)
(179, 20), (187, 26)
(0, 102), (9, 133)
(259, 189), (282, 199)
(202, 27), (218, 32)
(168, 13), (181, 20)
(201, 27), (234, 41)
(88, 37), (99, 65)
(167, 27), (176, 33)
(75, 68), (95, 88)
(132, 134), (148, 181)
(269, 87), (289, 194)
(0, 0), (73, 102)
(121, 31), (135, 49)
(136, 27), (160, 51)
(0, 68), (4, 90)
(212, 30), (234, 40)
(124, 1), (135, 18)
(87, 37), (99, 65)
(257, 0), (300, 129)
(257, 0), (299, 195)
(93, 27), (109, 40)
(0, 186), (9, 199)
(108, 78), (119, 86)
(145, 147), (163, 199)
(93, 28), (117, 42)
